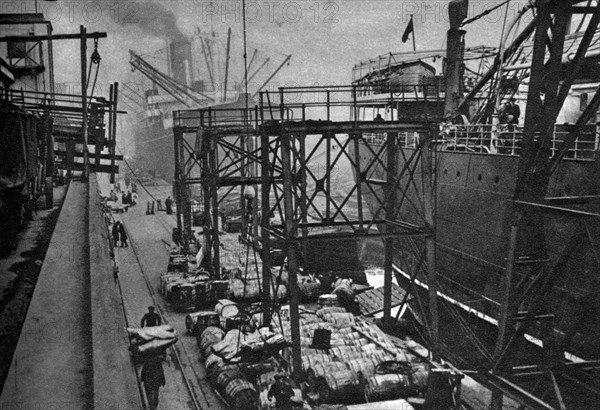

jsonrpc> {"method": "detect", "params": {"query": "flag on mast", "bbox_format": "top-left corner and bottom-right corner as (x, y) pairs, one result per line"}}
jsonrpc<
(402, 15), (414, 43)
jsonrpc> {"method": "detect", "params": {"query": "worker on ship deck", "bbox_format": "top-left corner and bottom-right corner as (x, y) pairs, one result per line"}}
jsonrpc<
(500, 97), (521, 129)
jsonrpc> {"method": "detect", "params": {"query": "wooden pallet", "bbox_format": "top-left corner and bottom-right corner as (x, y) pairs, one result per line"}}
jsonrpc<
(356, 284), (411, 316)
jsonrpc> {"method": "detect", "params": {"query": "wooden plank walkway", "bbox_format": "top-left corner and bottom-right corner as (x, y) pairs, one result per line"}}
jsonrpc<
(356, 283), (411, 316)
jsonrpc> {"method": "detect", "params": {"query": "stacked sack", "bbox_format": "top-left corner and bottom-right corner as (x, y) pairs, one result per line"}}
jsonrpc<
(127, 325), (177, 364)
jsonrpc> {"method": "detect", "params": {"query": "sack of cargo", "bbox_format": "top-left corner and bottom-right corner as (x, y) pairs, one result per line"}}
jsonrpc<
(130, 336), (177, 355)
(212, 329), (248, 360)
(298, 280), (322, 302)
(199, 326), (225, 356)
(332, 281), (354, 307)
(215, 299), (239, 318)
(127, 325), (176, 342)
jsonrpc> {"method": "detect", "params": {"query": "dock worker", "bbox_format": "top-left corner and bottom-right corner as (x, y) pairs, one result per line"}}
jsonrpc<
(118, 222), (129, 247)
(141, 306), (162, 327)
(111, 221), (120, 247)
(140, 355), (165, 410)
(374, 113), (385, 122)
(267, 373), (294, 410)
(165, 196), (173, 215)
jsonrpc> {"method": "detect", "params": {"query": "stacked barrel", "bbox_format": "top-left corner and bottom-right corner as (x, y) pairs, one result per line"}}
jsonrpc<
(272, 306), (428, 405)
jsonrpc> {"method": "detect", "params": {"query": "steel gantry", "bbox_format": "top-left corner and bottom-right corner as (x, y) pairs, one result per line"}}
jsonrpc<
(256, 86), (441, 376)
(173, 84), (442, 380)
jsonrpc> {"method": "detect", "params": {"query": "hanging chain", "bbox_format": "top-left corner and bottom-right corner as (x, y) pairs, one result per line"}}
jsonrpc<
(91, 38), (101, 64)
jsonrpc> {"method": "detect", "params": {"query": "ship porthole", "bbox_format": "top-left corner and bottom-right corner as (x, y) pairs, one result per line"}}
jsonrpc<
(494, 176), (500, 184)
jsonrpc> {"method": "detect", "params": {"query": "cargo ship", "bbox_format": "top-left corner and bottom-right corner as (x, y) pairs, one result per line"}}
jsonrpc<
(131, 32), (290, 182)
(349, 0), (600, 382)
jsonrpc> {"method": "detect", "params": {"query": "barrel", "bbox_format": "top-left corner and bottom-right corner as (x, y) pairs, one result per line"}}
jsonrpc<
(216, 366), (243, 392)
(215, 299), (239, 318)
(330, 345), (362, 358)
(306, 361), (348, 386)
(225, 378), (258, 410)
(364, 373), (412, 402)
(198, 326), (225, 356)
(194, 312), (220, 336)
(318, 294), (339, 308)
(205, 353), (225, 382)
(302, 353), (332, 369)
(315, 370), (361, 404)
(345, 358), (377, 381)
(298, 281), (322, 302)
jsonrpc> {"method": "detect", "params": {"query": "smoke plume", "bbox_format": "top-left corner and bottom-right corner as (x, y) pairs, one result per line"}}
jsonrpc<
(122, 1), (186, 42)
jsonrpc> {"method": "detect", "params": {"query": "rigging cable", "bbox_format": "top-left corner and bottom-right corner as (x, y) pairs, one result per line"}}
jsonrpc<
(460, 0), (512, 28)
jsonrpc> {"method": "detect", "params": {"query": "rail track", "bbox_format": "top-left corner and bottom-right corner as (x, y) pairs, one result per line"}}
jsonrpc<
(114, 182), (226, 410)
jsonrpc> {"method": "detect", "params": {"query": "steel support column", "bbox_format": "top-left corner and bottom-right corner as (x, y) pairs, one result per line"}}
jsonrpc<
(260, 94), (272, 326)
(281, 129), (302, 379)
(383, 131), (398, 321)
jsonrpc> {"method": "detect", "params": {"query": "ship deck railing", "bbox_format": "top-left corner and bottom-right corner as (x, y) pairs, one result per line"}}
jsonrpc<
(438, 124), (599, 160)
(361, 124), (598, 160)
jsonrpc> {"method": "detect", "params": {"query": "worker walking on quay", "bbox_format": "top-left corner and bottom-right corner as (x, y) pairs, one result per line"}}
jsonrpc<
(140, 355), (165, 410)
(141, 306), (162, 327)
(267, 373), (295, 410)
(111, 221), (120, 247)
(165, 196), (173, 215)
(118, 222), (128, 247)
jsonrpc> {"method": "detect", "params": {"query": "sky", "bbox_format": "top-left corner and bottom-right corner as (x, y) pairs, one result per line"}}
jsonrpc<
(1, 0), (536, 155)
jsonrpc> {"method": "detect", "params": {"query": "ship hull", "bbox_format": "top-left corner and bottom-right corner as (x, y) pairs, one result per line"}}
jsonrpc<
(353, 140), (600, 363)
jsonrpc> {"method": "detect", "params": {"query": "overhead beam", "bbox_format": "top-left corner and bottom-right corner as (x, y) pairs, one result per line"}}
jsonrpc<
(0, 13), (48, 25)
(54, 151), (123, 161)
(0, 32), (107, 42)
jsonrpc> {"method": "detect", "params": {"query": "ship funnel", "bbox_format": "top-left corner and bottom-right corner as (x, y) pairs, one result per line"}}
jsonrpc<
(444, 0), (468, 116)
(169, 39), (193, 87)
